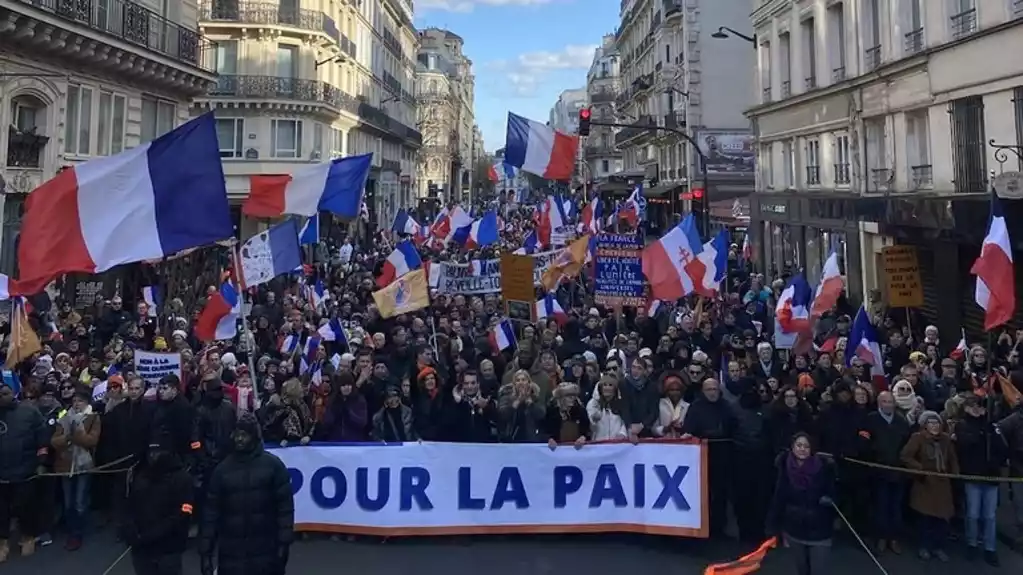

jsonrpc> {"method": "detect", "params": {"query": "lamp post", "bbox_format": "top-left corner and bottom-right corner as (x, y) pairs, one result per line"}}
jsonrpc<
(711, 26), (757, 44)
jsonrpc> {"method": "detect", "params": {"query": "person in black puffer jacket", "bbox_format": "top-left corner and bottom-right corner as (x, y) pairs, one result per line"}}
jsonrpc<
(767, 432), (837, 575)
(124, 432), (194, 575)
(0, 381), (50, 561)
(198, 412), (294, 575)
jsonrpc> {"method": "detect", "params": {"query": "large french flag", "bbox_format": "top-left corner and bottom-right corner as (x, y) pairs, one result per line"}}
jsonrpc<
(194, 282), (240, 342)
(775, 274), (813, 334)
(392, 208), (420, 235)
(513, 230), (541, 255)
(810, 252), (845, 317)
(619, 184), (646, 227)
(453, 211), (499, 249)
(641, 214), (707, 301)
(237, 220), (303, 289)
(504, 112), (578, 181)
(537, 196), (568, 246)
(243, 154), (373, 219)
(535, 294), (568, 325)
(695, 230), (729, 297)
(489, 319), (516, 352)
(377, 240), (422, 288)
(14, 113), (232, 295)
(971, 190), (1015, 330)
(578, 196), (603, 235)
(846, 306), (886, 388)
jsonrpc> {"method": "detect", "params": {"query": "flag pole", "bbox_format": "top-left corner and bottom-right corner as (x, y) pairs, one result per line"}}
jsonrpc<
(230, 242), (258, 380)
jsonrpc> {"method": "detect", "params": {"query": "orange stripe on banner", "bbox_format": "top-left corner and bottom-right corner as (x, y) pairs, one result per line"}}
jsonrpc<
(293, 522), (707, 538)
(703, 537), (778, 575)
(181, 504), (194, 514)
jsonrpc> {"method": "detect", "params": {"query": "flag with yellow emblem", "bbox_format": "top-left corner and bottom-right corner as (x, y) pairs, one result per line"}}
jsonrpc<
(540, 234), (591, 291)
(373, 268), (430, 319)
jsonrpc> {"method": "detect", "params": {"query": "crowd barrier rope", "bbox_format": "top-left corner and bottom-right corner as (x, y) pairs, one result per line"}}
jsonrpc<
(0, 454), (136, 484)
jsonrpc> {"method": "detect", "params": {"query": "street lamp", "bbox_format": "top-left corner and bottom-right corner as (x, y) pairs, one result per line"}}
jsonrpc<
(711, 26), (756, 44)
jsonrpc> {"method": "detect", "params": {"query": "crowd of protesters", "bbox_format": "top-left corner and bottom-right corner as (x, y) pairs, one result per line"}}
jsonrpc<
(0, 198), (1022, 575)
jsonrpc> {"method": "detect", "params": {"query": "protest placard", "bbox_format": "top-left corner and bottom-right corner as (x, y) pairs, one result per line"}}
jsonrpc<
(134, 350), (183, 386)
(436, 250), (559, 294)
(594, 233), (646, 307)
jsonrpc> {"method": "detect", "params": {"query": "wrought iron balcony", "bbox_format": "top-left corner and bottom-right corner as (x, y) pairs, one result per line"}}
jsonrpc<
(383, 71), (402, 95)
(911, 164), (933, 187)
(904, 28), (924, 54)
(832, 67), (846, 82)
(199, 0), (339, 44)
(834, 163), (850, 185)
(864, 45), (881, 71)
(805, 75), (817, 90)
(382, 28), (402, 56)
(209, 75), (363, 116)
(381, 159), (401, 172)
(762, 86), (772, 103)
(6, 127), (48, 168)
(340, 34), (358, 59)
(613, 115), (656, 146)
(354, 96), (421, 146)
(584, 144), (620, 157)
(781, 80), (791, 97)
(805, 165), (821, 185)
(17, 0), (206, 68)
(951, 9), (977, 39)
(590, 89), (616, 103)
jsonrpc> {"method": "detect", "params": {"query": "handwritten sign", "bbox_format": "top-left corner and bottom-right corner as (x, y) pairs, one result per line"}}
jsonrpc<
(134, 350), (183, 386)
(881, 245), (924, 308)
(500, 254), (537, 321)
(594, 233), (646, 307)
(436, 250), (559, 294)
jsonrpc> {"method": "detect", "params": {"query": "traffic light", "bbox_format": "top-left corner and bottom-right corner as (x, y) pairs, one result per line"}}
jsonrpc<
(690, 187), (707, 237)
(579, 107), (591, 136)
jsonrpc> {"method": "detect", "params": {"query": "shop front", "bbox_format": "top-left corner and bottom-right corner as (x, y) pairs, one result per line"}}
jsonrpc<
(750, 193), (864, 304)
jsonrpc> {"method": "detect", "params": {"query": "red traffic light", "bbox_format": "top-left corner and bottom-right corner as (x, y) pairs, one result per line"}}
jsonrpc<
(692, 188), (705, 199)
(580, 108), (591, 119)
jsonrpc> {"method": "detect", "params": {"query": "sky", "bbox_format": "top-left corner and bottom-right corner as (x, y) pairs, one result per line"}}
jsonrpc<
(414, 0), (620, 154)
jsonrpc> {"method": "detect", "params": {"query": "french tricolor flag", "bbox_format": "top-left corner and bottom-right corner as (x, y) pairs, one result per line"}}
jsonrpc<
(695, 230), (730, 297)
(775, 274), (813, 334)
(280, 333), (299, 355)
(504, 112), (578, 181)
(243, 154), (373, 219)
(971, 190), (1015, 330)
(537, 196), (568, 246)
(514, 230), (541, 255)
(619, 184), (646, 227)
(453, 211), (499, 249)
(950, 328), (967, 360)
(305, 278), (328, 309)
(489, 319), (516, 352)
(846, 306), (886, 388)
(142, 285), (160, 317)
(318, 317), (349, 348)
(377, 241), (422, 288)
(13, 113), (233, 295)
(810, 251), (844, 318)
(392, 208), (420, 236)
(535, 294), (567, 325)
(194, 282), (240, 342)
(578, 197), (603, 235)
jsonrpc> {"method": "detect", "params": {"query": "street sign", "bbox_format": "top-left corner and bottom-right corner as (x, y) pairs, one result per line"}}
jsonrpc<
(881, 245), (924, 308)
(500, 254), (536, 322)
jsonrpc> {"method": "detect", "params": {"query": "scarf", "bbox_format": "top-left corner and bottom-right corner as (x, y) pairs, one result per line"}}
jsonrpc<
(785, 452), (821, 491)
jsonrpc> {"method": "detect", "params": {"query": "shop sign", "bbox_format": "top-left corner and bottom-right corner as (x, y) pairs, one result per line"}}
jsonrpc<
(881, 246), (924, 308)
(761, 202), (786, 215)
(993, 171), (1023, 199)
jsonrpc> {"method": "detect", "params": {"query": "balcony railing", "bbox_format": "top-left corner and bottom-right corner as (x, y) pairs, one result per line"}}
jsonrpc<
(806, 166), (821, 185)
(805, 76), (817, 90)
(340, 34), (357, 59)
(590, 89), (616, 103)
(762, 86), (772, 103)
(781, 80), (791, 98)
(199, 1), (339, 44)
(584, 144), (620, 156)
(210, 75), (355, 108)
(864, 45), (881, 71)
(6, 127), (48, 168)
(832, 67), (846, 82)
(911, 164), (933, 187)
(381, 159), (401, 172)
(834, 163), (850, 185)
(18, 0), (206, 68)
(951, 9), (977, 39)
(904, 28), (924, 54)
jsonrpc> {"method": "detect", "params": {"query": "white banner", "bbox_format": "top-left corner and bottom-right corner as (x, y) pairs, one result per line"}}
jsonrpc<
(274, 441), (707, 537)
(133, 350), (182, 386)
(435, 250), (560, 294)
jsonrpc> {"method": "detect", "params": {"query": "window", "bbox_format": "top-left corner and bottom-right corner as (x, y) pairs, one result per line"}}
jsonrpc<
(277, 44), (298, 78)
(903, 0), (924, 54)
(761, 144), (774, 187)
(331, 128), (344, 157)
(949, 96), (986, 193)
(864, 0), (882, 70)
(216, 118), (245, 159)
(10, 98), (39, 132)
(827, 3), (846, 81)
(779, 32), (791, 96)
(783, 141), (795, 188)
(834, 133), (850, 184)
(96, 92), (126, 156)
(802, 18), (817, 89)
(65, 85), (93, 156)
(140, 96), (176, 143)
(865, 118), (889, 190)
(805, 138), (821, 185)
(906, 110), (931, 187)
(950, 0), (977, 39)
(271, 119), (303, 158)
(601, 159), (609, 173)
(313, 123), (324, 157)
(760, 41), (772, 103)
(214, 40), (238, 74)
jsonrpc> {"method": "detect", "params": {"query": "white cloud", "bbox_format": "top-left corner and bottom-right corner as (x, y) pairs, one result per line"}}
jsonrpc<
(418, 0), (556, 12)
(486, 44), (597, 97)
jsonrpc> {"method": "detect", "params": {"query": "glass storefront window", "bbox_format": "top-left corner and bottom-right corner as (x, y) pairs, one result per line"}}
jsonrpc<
(806, 227), (823, 285)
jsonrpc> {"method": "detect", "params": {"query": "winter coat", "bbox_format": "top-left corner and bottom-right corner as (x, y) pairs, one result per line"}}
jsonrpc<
(51, 410), (101, 474)
(653, 397), (689, 437)
(764, 402), (815, 455)
(100, 398), (153, 469)
(618, 376), (661, 431)
(587, 396), (628, 441)
(125, 457), (194, 555)
(321, 394), (369, 442)
(496, 381), (546, 442)
(766, 453), (836, 543)
(0, 403), (49, 481)
(444, 395), (497, 442)
(150, 395), (198, 460)
(900, 431), (960, 519)
(372, 406), (418, 442)
(864, 410), (912, 482)
(954, 414), (1009, 479)
(412, 389), (446, 441)
(542, 402), (591, 442)
(197, 447), (294, 575)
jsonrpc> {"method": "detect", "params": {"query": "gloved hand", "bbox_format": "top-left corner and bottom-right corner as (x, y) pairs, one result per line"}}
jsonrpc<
(200, 554), (215, 575)
(819, 495), (834, 507)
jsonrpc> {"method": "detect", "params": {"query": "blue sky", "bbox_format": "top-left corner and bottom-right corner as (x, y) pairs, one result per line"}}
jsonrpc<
(414, 0), (619, 154)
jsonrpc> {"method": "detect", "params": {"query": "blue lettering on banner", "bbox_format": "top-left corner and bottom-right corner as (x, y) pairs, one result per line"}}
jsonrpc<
(274, 442), (706, 537)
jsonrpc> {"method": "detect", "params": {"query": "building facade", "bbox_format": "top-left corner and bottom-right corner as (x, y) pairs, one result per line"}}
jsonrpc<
(415, 28), (476, 205)
(549, 88), (587, 134)
(748, 0), (1023, 337)
(585, 35), (624, 182)
(615, 0), (755, 218)
(0, 0), (216, 274)
(196, 0), (421, 235)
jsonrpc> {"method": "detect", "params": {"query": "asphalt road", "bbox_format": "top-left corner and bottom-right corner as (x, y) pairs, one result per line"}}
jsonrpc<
(2, 529), (1020, 574)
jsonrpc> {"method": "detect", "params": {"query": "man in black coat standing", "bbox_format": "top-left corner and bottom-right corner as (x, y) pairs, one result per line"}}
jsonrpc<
(198, 412), (294, 575)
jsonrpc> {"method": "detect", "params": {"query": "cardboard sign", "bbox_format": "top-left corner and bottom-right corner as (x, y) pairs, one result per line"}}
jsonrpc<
(881, 245), (924, 308)
(500, 254), (537, 322)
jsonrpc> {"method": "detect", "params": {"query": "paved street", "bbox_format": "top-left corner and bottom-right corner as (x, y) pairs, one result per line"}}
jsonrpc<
(2, 529), (1020, 574)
